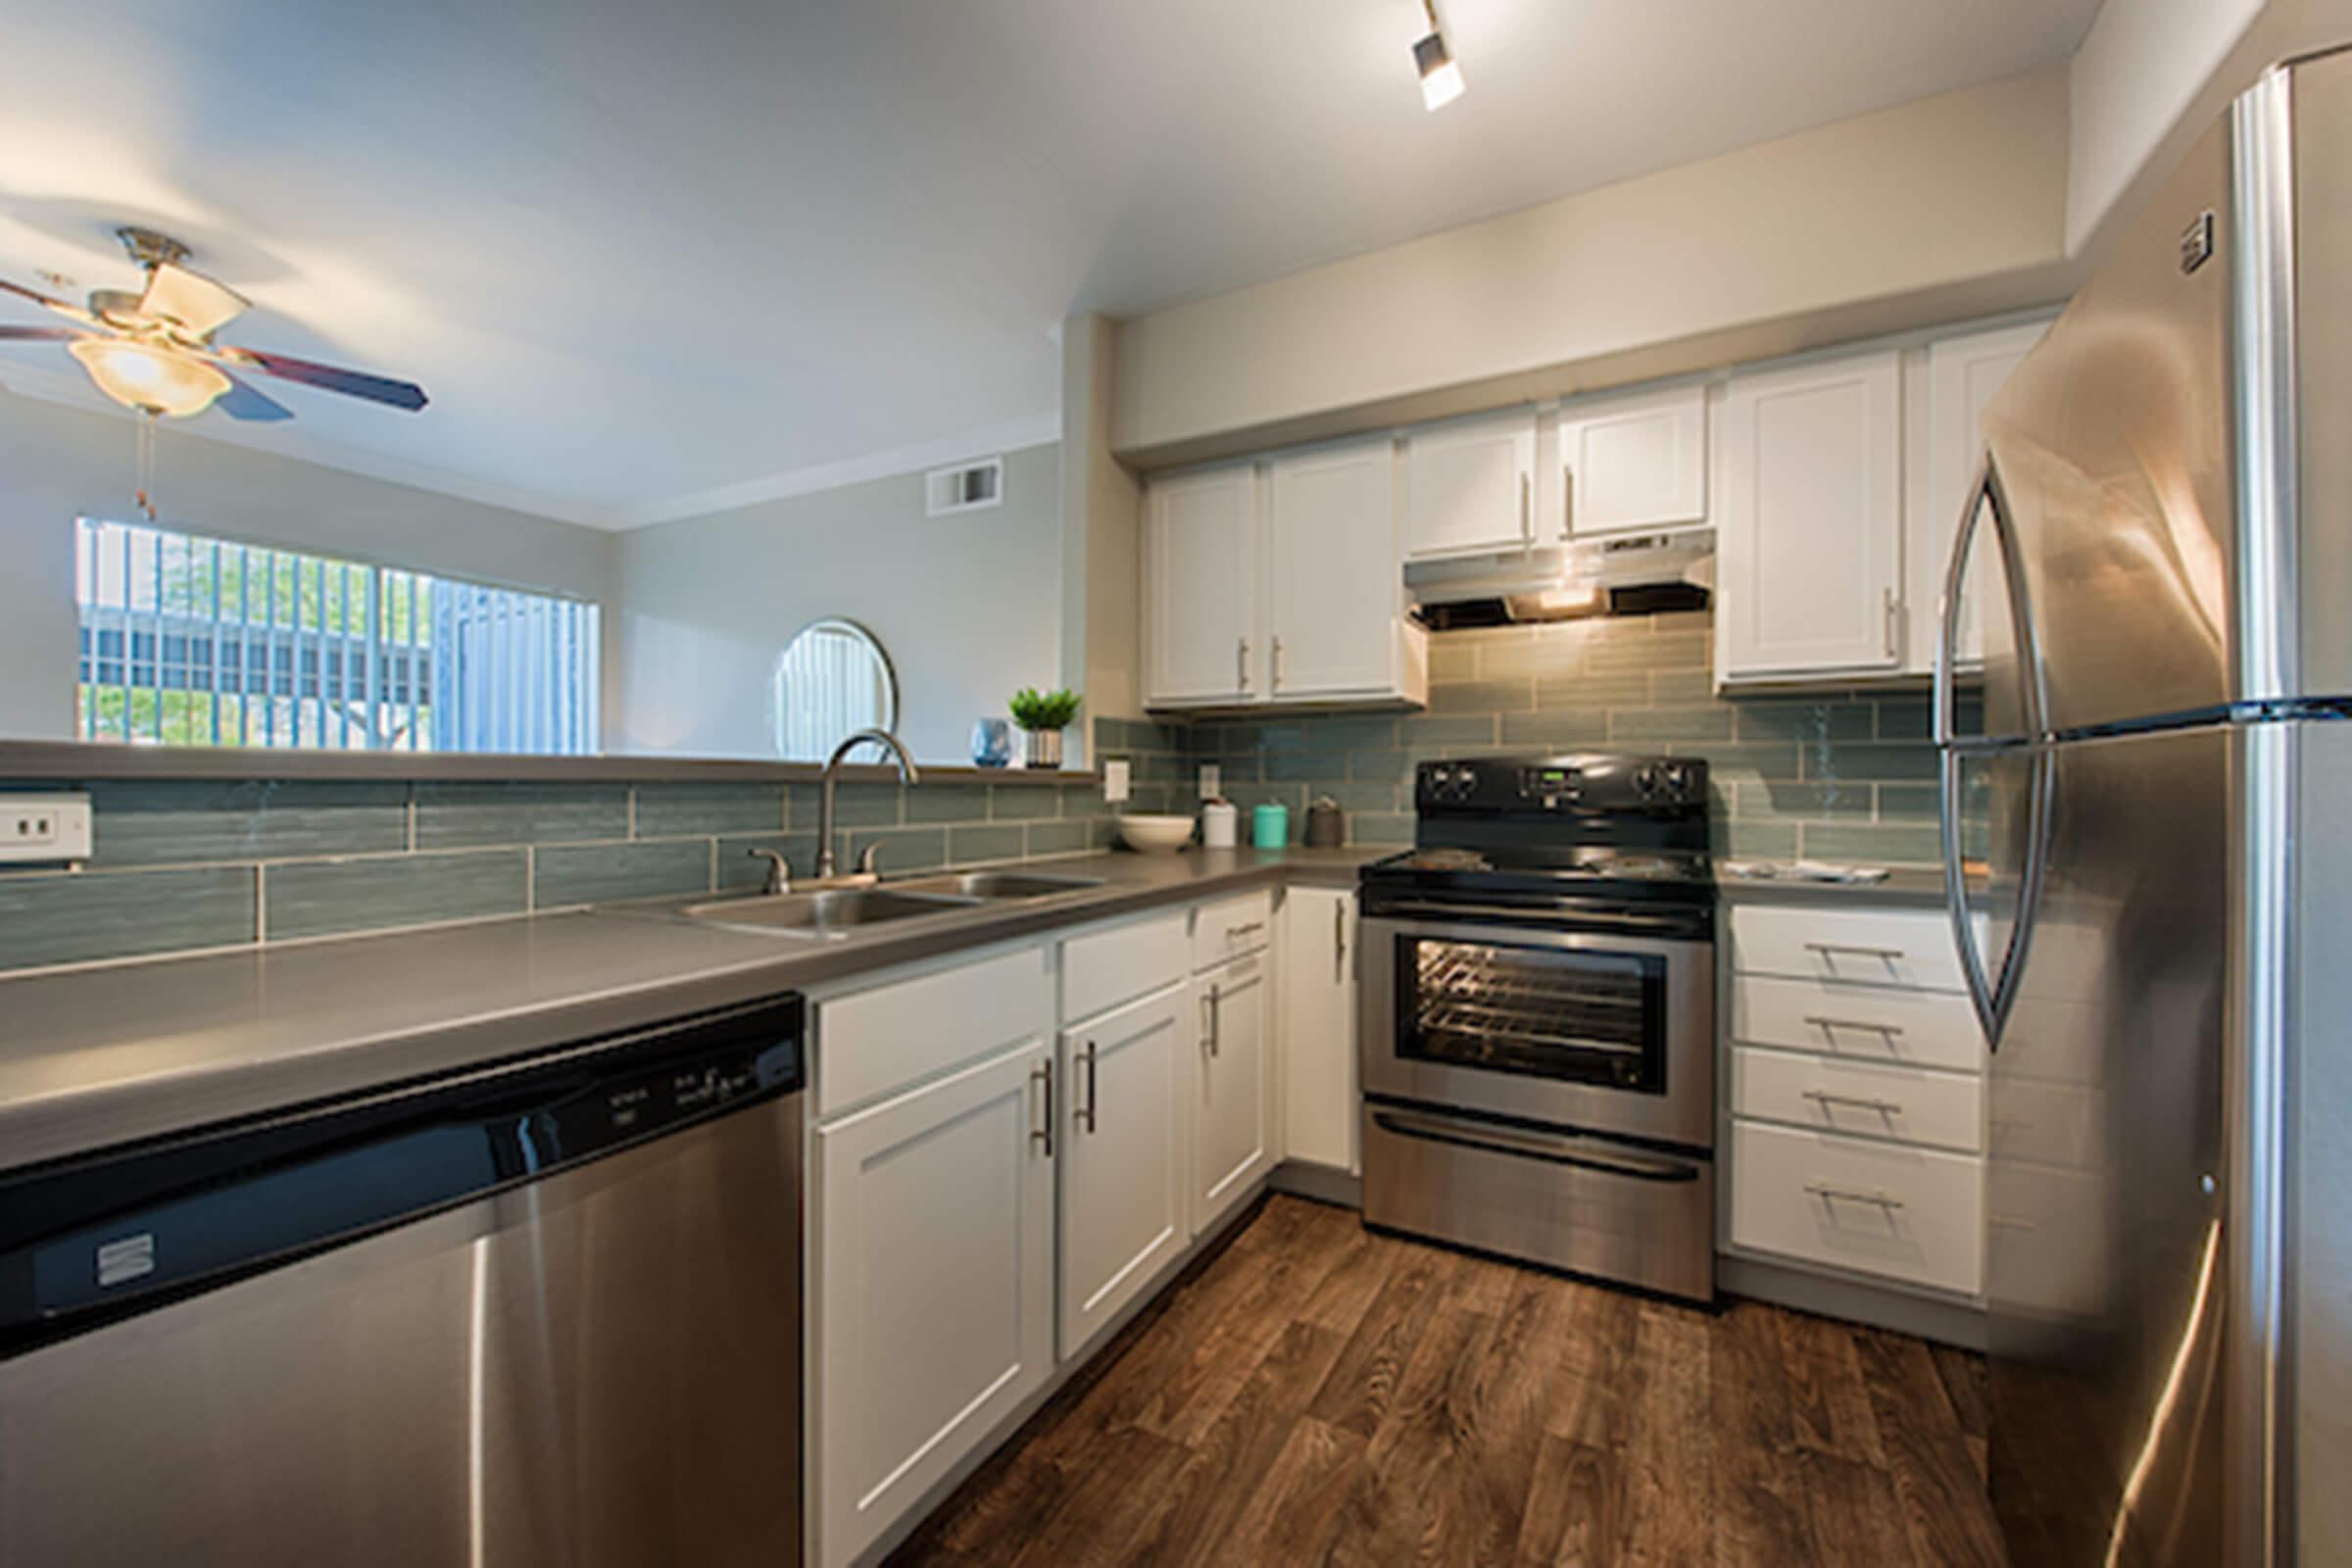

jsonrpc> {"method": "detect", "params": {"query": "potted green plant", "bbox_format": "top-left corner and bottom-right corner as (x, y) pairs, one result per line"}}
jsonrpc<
(1007, 687), (1081, 769)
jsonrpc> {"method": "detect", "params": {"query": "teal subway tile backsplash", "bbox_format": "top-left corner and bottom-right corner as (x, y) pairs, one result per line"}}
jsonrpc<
(416, 781), (629, 848)
(266, 851), (527, 941)
(630, 783), (786, 837)
(534, 839), (710, 907)
(85, 780), (408, 867)
(0, 865), (256, 968)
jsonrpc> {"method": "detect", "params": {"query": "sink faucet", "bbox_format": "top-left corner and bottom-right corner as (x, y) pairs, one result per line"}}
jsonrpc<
(815, 727), (921, 880)
(746, 848), (792, 897)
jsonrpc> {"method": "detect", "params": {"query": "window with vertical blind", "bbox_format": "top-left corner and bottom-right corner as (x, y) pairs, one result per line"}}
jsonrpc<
(74, 517), (601, 754)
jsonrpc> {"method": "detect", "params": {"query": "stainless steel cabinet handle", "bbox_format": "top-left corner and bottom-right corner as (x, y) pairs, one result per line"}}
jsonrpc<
(1802, 1089), (1905, 1116)
(1031, 1060), (1054, 1156)
(1237, 637), (1250, 691)
(1805, 941), (1906, 961)
(1271, 635), (1284, 690)
(1204, 982), (1222, 1055)
(1803, 1013), (1907, 1038)
(1078, 1042), (1100, 1133)
(1334, 901), (1347, 980)
(1519, 472), (1533, 542)
(1226, 919), (1266, 940)
(1805, 1182), (1905, 1211)
(1561, 466), (1574, 537)
(1884, 585), (1898, 659)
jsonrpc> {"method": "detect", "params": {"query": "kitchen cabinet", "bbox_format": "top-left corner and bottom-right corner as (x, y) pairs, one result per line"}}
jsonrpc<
(1715, 351), (1903, 684)
(1401, 409), (1538, 560)
(1558, 383), (1708, 538)
(812, 1033), (1055, 1568)
(1265, 440), (1423, 701)
(1057, 982), (1190, 1360)
(1145, 463), (1257, 705)
(1190, 949), (1272, 1235)
(1909, 320), (2048, 674)
(1278, 885), (1357, 1174)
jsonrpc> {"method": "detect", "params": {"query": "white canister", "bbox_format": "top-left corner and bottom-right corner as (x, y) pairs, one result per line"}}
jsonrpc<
(1200, 802), (1239, 849)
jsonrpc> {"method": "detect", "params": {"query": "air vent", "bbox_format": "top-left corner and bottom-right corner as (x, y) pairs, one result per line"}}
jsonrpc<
(925, 457), (1004, 516)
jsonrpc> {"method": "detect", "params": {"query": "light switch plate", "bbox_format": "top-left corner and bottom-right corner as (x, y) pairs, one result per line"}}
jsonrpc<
(1102, 760), (1131, 803)
(1198, 763), (1221, 800)
(0, 793), (93, 862)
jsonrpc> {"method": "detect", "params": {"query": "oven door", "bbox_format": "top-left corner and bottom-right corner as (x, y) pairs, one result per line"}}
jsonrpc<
(1358, 908), (1714, 1150)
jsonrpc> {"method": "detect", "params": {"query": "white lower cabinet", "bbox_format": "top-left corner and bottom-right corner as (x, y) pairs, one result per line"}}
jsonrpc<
(1190, 949), (1273, 1236)
(1730, 1121), (1984, 1298)
(1057, 982), (1190, 1360)
(811, 950), (1056, 1568)
(1278, 886), (1357, 1174)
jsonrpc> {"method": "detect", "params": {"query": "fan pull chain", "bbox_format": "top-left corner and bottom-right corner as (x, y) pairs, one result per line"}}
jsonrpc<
(133, 410), (159, 521)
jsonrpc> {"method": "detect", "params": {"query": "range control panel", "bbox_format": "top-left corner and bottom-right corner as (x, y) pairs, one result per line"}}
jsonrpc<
(1417, 754), (1708, 814)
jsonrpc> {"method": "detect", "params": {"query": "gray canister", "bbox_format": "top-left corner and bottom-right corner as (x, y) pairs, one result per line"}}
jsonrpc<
(1303, 796), (1345, 848)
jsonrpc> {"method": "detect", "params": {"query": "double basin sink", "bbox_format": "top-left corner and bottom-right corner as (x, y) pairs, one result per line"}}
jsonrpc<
(674, 869), (1103, 937)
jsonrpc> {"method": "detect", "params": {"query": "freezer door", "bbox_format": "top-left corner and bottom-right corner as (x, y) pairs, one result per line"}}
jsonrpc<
(1984, 726), (2229, 1568)
(1979, 118), (2237, 736)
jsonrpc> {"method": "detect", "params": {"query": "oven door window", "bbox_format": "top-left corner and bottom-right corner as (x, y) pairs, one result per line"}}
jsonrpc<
(1399, 936), (1668, 1094)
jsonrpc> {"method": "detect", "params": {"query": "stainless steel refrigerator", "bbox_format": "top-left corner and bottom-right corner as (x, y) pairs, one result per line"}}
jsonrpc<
(1934, 43), (2352, 1568)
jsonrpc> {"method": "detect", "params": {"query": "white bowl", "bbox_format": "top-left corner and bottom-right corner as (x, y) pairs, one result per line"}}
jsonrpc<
(1117, 813), (1196, 855)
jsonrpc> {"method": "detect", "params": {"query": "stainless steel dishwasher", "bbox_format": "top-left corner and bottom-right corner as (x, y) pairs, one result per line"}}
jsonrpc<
(0, 993), (806, 1567)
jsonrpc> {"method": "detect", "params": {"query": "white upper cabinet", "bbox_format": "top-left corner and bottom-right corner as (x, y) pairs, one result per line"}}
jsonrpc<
(1265, 440), (1415, 700)
(1716, 351), (1903, 683)
(1145, 464), (1257, 706)
(1402, 410), (1537, 560)
(1911, 320), (2048, 674)
(1558, 383), (1708, 538)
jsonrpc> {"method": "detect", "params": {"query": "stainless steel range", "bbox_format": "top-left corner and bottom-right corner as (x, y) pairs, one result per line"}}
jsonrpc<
(1356, 753), (1716, 1302)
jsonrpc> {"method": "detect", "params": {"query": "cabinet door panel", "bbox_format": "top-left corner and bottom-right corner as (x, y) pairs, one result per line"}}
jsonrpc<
(1561, 384), (1707, 537)
(1280, 887), (1357, 1173)
(1148, 466), (1256, 704)
(1267, 441), (1396, 697)
(1718, 352), (1902, 679)
(814, 1039), (1054, 1568)
(1059, 984), (1188, 1359)
(1913, 322), (2047, 673)
(1191, 953), (1272, 1234)
(1403, 412), (1536, 559)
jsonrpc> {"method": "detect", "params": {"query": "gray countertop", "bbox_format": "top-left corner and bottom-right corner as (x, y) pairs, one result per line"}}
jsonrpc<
(0, 847), (1381, 1170)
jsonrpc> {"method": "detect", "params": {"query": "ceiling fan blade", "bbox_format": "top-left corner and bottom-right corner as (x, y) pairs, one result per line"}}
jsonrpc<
(0, 324), (81, 341)
(138, 261), (249, 337)
(219, 346), (427, 411)
(0, 276), (94, 323)
(215, 370), (293, 422)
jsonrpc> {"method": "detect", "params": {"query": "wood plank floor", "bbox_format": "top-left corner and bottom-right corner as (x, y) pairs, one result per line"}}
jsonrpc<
(888, 1195), (2005, 1568)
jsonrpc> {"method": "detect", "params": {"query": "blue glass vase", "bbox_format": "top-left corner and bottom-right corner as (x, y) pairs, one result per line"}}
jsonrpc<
(971, 717), (1013, 767)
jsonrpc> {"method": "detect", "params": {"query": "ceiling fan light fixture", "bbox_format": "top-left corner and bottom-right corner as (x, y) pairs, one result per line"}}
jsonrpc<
(69, 337), (231, 417)
(1413, 1), (1464, 111)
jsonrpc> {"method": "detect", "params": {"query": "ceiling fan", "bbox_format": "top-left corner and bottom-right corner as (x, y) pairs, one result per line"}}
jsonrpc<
(0, 226), (428, 421)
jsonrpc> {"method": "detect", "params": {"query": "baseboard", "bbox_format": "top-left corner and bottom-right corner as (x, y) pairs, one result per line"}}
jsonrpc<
(1267, 1159), (1361, 1208)
(1718, 1252), (1987, 1351)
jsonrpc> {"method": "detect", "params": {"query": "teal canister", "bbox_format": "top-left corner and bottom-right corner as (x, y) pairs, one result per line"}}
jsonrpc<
(1251, 803), (1290, 849)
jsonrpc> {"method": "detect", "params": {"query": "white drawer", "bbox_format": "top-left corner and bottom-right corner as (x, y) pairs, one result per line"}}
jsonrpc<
(1730, 1121), (1984, 1298)
(1730, 1046), (1983, 1152)
(1192, 889), (1273, 971)
(815, 943), (1053, 1118)
(1060, 908), (1191, 1025)
(1730, 903), (1979, 992)
(1731, 974), (1986, 1073)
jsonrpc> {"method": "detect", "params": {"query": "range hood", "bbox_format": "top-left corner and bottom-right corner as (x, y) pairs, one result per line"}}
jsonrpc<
(1404, 529), (1715, 628)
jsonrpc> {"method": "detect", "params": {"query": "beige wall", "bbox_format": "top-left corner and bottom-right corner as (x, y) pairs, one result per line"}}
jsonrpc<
(0, 383), (617, 742)
(613, 441), (1063, 764)
(1057, 314), (1143, 751)
(1110, 66), (2073, 464)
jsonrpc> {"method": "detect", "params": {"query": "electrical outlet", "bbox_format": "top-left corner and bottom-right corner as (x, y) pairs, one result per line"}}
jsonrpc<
(1197, 763), (1221, 800)
(1102, 760), (1131, 804)
(0, 794), (93, 862)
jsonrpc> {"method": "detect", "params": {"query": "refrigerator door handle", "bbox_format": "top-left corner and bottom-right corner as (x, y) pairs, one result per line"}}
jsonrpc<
(1933, 454), (2046, 749)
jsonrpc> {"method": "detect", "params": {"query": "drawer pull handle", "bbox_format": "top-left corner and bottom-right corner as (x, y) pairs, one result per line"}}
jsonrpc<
(1803, 1014), (1906, 1038)
(1226, 920), (1266, 939)
(1806, 941), (1907, 961)
(1802, 1089), (1905, 1116)
(1804, 1182), (1905, 1211)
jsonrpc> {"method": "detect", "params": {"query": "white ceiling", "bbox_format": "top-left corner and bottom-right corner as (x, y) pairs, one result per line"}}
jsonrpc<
(0, 0), (2103, 528)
